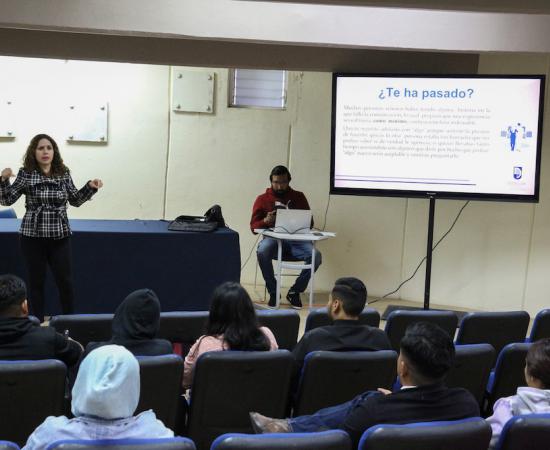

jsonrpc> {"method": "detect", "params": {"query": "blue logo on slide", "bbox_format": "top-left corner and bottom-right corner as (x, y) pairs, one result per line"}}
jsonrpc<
(513, 166), (523, 180)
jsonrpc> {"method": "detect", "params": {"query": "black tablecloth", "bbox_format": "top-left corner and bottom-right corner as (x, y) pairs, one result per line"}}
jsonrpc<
(0, 219), (240, 314)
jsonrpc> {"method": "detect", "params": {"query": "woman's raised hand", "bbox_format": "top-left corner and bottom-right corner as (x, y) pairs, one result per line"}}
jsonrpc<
(1, 168), (13, 181)
(88, 179), (103, 190)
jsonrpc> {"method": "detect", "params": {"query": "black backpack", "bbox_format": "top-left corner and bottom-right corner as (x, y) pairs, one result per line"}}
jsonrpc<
(168, 204), (225, 232)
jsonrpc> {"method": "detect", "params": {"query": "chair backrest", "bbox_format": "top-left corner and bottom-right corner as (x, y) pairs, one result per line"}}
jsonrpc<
(358, 417), (492, 450)
(487, 342), (530, 411)
(445, 344), (495, 406)
(158, 311), (209, 356)
(529, 309), (550, 342)
(495, 413), (550, 450)
(0, 441), (19, 450)
(0, 208), (16, 219)
(47, 437), (196, 450)
(456, 311), (530, 359)
(136, 354), (184, 430)
(0, 360), (66, 446)
(256, 309), (300, 350)
(293, 350), (397, 416)
(384, 310), (458, 352)
(49, 314), (113, 348)
(210, 430), (351, 450)
(187, 350), (294, 450)
(304, 307), (380, 332)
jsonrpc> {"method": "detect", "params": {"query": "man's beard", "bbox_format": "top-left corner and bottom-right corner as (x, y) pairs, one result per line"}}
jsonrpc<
(274, 189), (287, 197)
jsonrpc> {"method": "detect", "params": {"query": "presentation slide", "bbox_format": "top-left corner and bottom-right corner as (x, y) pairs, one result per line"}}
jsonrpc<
(332, 75), (544, 200)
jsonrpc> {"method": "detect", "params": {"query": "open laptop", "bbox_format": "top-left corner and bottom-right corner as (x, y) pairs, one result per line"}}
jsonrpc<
(273, 209), (312, 234)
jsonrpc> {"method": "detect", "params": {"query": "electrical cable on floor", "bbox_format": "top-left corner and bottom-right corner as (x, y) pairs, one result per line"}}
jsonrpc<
(240, 233), (261, 271)
(369, 201), (470, 305)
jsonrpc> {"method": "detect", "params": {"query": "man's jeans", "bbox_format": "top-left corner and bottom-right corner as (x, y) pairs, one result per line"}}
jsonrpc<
(257, 237), (322, 295)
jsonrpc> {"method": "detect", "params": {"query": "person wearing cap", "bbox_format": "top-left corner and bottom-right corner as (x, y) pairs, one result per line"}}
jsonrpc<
(23, 345), (174, 450)
(250, 165), (322, 309)
(0, 274), (82, 367)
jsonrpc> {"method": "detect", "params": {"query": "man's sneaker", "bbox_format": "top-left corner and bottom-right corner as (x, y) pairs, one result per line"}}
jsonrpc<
(286, 291), (302, 309)
(267, 293), (278, 309)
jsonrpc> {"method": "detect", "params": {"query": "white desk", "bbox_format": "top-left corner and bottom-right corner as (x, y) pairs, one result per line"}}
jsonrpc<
(255, 230), (336, 308)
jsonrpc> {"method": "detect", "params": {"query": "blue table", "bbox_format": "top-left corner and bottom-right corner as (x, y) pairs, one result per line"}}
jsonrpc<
(0, 219), (240, 314)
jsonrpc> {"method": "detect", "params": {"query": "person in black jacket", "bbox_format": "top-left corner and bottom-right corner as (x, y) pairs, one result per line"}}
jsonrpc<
(84, 288), (173, 357)
(0, 274), (82, 367)
(251, 322), (480, 448)
(292, 277), (391, 372)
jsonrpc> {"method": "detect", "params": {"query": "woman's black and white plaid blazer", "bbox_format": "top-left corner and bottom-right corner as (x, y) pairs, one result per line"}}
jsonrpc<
(0, 168), (96, 239)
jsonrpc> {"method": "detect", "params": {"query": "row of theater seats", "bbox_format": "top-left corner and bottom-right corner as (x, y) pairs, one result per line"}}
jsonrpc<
(0, 341), (538, 449)
(1, 413), (549, 450)
(48, 307), (550, 354)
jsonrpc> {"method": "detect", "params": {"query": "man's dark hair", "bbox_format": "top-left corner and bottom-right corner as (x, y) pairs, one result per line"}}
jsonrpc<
(269, 165), (291, 182)
(400, 322), (455, 384)
(526, 338), (550, 389)
(0, 274), (27, 316)
(331, 277), (367, 317)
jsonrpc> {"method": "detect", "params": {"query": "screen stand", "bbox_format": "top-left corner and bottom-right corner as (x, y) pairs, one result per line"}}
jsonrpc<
(424, 196), (436, 310)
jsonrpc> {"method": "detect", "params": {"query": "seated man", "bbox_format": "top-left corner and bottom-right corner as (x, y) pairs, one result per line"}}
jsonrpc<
(250, 165), (321, 309)
(250, 322), (479, 448)
(292, 277), (391, 372)
(0, 274), (82, 367)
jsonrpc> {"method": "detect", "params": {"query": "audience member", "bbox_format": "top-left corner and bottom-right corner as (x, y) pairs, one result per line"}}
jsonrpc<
(85, 288), (173, 357)
(486, 338), (550, 448)
(0, 274), (82, 367)
(183, 282), (278, 388)
(292, 277), (391, 371)
(23, 345), (173, 450)
(250, 322), (479, 448)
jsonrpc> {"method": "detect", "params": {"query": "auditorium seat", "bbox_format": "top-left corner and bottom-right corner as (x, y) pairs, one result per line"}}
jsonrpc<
(136, 354), (184, 431)
(159, 311), (209, 357)
(0, 208), (16, 219)
(304, 307), (380, 332)
(494, 413), (550, 450)
(528, 309), (550, 342)
(446, 344), (495, 406)
(256, 309), (300, 350)
(186, 350), (294, 450)
(384, 310), (458, 352)
(486, 342), (530, 415)
(210, 430), (351, 450)
(47, 437), (196, 450)
(49, 314), (113, 348)
(455, 311), (530, 362)
(358, 417), (491, 450)
(293, 350), (397, 416)
(0, 441), (19, 450)
(0, 360), (66, 446)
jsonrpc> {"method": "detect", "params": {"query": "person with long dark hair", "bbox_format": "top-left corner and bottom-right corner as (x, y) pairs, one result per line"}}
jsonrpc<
(182, 281), (278, 388)
(0, 133), (102, 322)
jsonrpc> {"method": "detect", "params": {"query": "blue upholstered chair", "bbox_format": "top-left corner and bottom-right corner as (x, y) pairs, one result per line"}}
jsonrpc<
(293, 350), (397, 416)
(256, 309), (300, 351)
(304, 307), (380, 332)
(456, 311), (530, 363)
(0, 360), (66, 446)
(0, 441), (20, 450)
(358, 417), (491, 450)
(528, 309), (550, 342)
(0, 208), (16, 218)
(46, 437), (196, 450)
(494, 413), (550, 450)
(210, 430), (351, 450)
(49, 314), (114, 348)
(384, 310), (458, 352)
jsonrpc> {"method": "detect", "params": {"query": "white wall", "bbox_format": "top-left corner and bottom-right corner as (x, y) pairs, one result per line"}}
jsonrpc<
(2, 54), (550, 316)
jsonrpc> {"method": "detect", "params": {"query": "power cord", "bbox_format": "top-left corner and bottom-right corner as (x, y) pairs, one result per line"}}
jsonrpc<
(241, 233), (261, 271)
(369, 200), (470, 304)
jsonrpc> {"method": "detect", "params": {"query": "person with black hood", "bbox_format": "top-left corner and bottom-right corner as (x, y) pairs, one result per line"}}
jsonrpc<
(84, 288), (173, 357)
(0, 273), (82, 367)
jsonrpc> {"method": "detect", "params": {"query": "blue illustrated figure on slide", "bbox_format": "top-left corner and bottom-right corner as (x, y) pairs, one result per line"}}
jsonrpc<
(508, 125), (519, 151)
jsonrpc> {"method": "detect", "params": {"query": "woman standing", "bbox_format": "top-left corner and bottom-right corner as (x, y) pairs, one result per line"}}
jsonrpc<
(0, 133), (102, 322)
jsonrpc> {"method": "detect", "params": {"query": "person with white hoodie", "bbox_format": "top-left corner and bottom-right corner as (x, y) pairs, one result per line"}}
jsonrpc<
(486, 337), (550, 448)
(23, 345), (174, 450)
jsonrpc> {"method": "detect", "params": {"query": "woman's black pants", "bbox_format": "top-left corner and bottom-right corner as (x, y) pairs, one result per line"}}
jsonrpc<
(20, 235), (75, 322)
